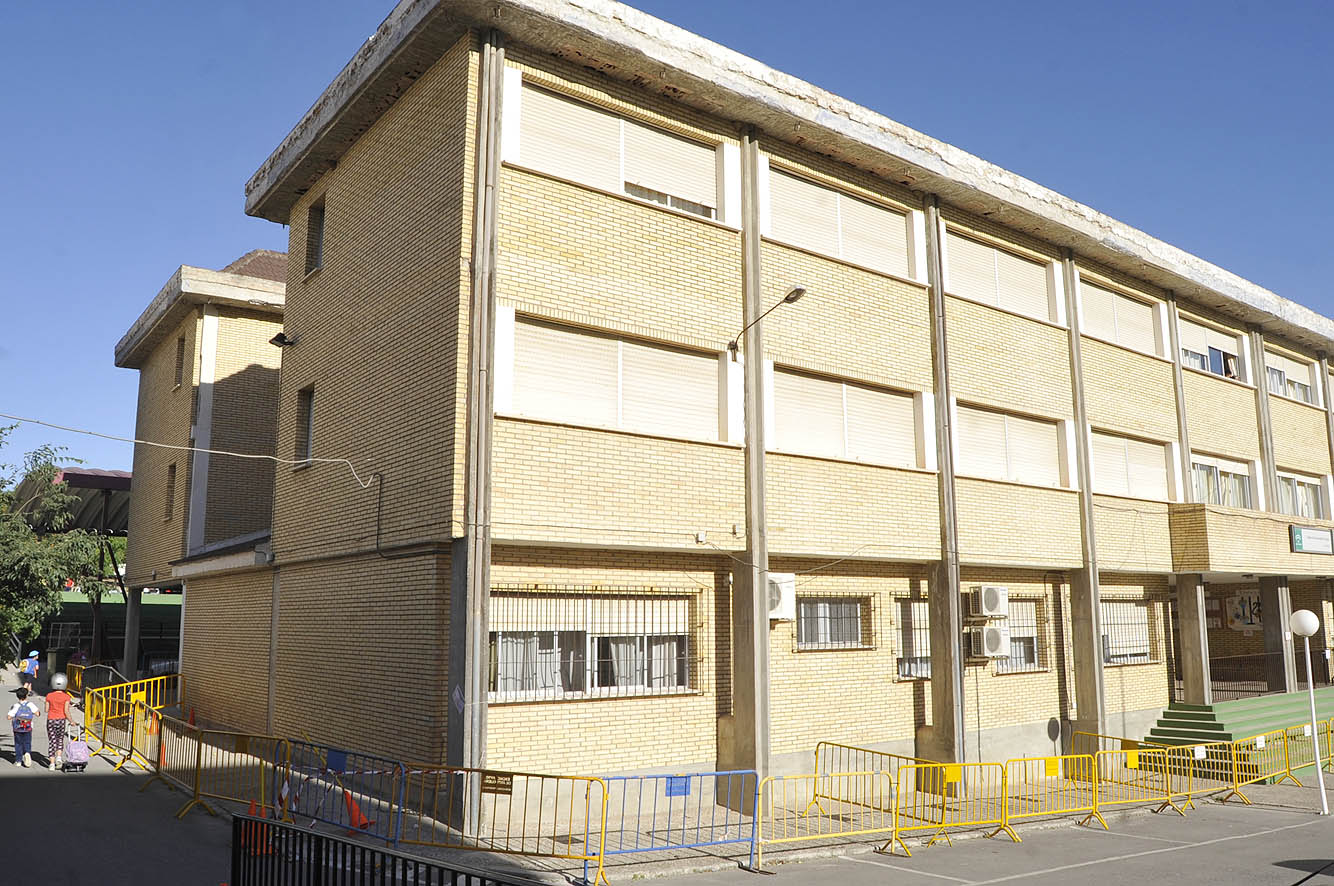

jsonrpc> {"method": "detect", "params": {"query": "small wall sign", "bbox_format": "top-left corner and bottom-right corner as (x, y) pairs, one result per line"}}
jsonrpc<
(1291, 525), (1334, 555)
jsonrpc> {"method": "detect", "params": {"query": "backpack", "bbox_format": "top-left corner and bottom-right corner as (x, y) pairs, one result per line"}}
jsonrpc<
(12, 701), (36, 733)
(21, 658), (37, 676)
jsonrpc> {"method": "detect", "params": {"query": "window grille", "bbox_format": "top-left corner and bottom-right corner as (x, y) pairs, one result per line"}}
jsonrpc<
(1100, 599), (1155, 665)
(794, 595), (874, 650)
(173, 337), (186, 387)
(304, 199), (325, 274)
(164, 463), (176, 521)
(896, 598), (931, 679)
(488, 587), (699, 701)
(995, 599), (1045, 674)
(295, 387), (315, 462)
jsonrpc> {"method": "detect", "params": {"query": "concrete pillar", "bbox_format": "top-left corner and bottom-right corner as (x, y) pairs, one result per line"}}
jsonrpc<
(1249, 329), (1280, 512)
(1259, 575), (1297, 693)
(121, 587), (142, 680)
(1060, 253), (1106, 737)
(1166, 295), (1194, 502)
(918, 195), (965, 764)
(1177, 574), (1212, 705)
(720, 125), (771, 783)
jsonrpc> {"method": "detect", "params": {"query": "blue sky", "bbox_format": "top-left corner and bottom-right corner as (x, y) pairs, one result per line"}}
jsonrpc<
(1, 0), (1330, 471)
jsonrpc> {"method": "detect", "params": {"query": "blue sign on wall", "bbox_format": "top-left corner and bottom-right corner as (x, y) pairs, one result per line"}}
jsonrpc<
(664, 776), (691, 797)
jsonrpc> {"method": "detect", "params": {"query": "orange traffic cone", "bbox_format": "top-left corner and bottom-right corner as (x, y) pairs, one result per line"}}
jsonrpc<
(343, 790), (375, 834)
(241, 801), (274, 856)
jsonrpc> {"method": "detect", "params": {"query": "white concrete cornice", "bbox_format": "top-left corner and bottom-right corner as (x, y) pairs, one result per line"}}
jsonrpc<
(244, 0), (1334, 354)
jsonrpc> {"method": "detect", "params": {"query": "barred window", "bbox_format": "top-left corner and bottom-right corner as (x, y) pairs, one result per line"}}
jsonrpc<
(996, 599), (1043, 674)
(897, 599), (931, 679)
(795, 596), (873, 650)
(1101, 599), (1154, 665)
(488, 590), (696, 701)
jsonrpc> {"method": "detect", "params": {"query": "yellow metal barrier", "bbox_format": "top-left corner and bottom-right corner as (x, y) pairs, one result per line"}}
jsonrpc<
(1002, 755), (1102, 835)
(1071, 731), (1165, 757)
(1162, 741), (1234, 809)
(1093, 747), (1182, 816)
(85, 674), (183, 755)
(885, 762), (1013, 856)
(141, 713), (204, 802)
(67, 663), (84, 694)
(757, 771), (894, 868)
(811, 742), (928, 812)
(399, 765), (609, 885)
(1223, 728), (1300, 804)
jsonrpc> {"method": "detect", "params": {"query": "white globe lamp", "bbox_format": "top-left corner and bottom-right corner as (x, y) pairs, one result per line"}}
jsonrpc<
(1290, 608), (1328, 815)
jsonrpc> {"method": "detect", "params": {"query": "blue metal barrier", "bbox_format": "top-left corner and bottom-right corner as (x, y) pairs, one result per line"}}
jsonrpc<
(582, 770), (759, 881)
(278, 740), (406, 845)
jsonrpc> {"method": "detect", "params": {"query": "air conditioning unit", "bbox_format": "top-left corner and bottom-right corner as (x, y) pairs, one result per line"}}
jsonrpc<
(969, 585), (1009, 619)
(967, 623), (1011, 659)
(767, 573), (796, 621)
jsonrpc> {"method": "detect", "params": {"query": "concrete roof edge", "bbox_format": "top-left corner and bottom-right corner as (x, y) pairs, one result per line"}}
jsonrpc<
(243, 0), (1334, 352)
(114, 266), (286, 369)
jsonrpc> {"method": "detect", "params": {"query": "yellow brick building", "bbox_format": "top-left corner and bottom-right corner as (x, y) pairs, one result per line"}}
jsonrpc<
(124, 1), (1334, 774)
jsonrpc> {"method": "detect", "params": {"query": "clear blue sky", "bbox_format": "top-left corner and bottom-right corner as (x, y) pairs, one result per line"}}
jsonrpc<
(1, 0), (1330, 472)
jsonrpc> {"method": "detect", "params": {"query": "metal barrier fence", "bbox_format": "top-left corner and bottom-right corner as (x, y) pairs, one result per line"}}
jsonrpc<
(282, 741), (404, 845)
(757, 771), (894, 868)
(886, 762), (1011, 855)
(67, 663), (84, 694)
(1224, 727), (1300, 804)
(1093, 747), (1181, 815)
(85, 673), (182, 751)
(1003, 755), (1102, 834)
(812, 741), (926, 810)
(399, 765), (610, 884)
(1071, 731), (1165, 757)
(1164, 740), (1234, 809)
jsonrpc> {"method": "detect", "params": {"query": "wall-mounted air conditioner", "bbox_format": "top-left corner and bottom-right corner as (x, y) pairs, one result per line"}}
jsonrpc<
(967, 623), (1012, 659)
(767, 573), (796, 621)
(968, 585), (1009, 619)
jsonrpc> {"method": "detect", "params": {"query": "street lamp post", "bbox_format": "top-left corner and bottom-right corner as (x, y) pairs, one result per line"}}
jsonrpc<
(1290, 608), (1329, 815)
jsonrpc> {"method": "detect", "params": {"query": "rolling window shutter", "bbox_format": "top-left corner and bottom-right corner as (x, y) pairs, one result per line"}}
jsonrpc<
(1178, 318), (1210, 356)
(512, 320), (619, 427)
(995, 248), (1051, 321)
(838, 194), (911, 278)
(620, 339), (719, 440)
(492, 595), (585, 632)
(587, 595), (689, 635)
(945, 231), (998, 304)
(1079, 282), (1117, 342)
(843, 383), (917, 467)
(1125, 437), (1170, 500)
(955, 406), (1009, 481)
(622, 118), (717, 210)
(768, 170), (840, 258)
(772, 369), (845, 458)
(1205, 326), (1240, 356)
(519, 84), (621, 193)
(1091, 432), (1130, 497)
(1115, 294), (1158, 354)
(1004, 413), (1061, 487)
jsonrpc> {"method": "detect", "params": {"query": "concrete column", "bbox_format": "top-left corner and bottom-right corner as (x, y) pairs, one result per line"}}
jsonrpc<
(1259, 575), (1297, 693)
(918, 195), (965, 764)
(1249, 329), (1280, 512)
(447, 29), (504, 781)
(1177, 574), (1212, 705)
(1061, 253), (1106, 737)
(722, 125), (772, 783)
(1166, 295), (1194, 502)
(121, 587), (142, 680)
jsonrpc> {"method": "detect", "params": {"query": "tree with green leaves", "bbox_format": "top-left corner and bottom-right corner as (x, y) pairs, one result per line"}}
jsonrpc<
(0, 424), (101, 661)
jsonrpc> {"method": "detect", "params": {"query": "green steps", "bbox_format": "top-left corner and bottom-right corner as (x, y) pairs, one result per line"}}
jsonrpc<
(1146, 687), (1334, 749)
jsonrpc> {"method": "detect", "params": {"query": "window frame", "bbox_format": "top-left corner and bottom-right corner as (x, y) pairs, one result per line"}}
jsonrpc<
(942, 227), (1057, 324)
(954, 404), (1066, 489)
(994, 598), (1045, 675)
(304, 198), (326, 276)
(1190, 454), (1253, 510)
(1078, 281), (1163, 357)
(1099, 599), (1157, 666)
(794, 595), (875, 651)
(1275, 470), (1327, 520)
(294, 387), (315, 465)
(769, 366), (921, 470)
(1265, 349), (1319, 406)
(896, 598), (932, 680)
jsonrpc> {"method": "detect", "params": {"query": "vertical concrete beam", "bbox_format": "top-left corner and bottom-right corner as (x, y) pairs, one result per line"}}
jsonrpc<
(187, 304), (220, 553)
(1061, 253), (1106, 737)
(1249, 329), (1280, 512)
(919, 195), (965, 764)
(1259, 575), (1296, 693)
(1166, 294), (1194, 502)
(723, 125), (772, 782)
(448, 29), (505, 779)
(1177, 574), (1212, 705)
(121, 587), (142, 680)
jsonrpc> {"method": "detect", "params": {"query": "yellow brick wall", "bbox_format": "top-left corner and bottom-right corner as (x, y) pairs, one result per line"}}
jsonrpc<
(956, 479), (1082, 568)
(275, 33), (474, 563)
(946, 296), (1072, 420)
(1081, 338), (1178, 441)
(204, 307), (283, 545)
(1170, 503), (1334, 575)
(1093, 497), (1173, 574)
(1182, 370), (1260, 460)
(1270, 396), (1332, 477)
(125, 310), (198, 587)
(181, 569), (272, 734)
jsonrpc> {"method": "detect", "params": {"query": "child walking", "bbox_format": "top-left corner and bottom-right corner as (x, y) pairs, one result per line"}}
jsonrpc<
(45, 672), (72, 771)
(19, 651), (39, 692)
(7, 688), (39, 767)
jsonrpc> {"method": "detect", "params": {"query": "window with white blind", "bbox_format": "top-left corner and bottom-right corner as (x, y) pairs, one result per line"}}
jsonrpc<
(1079, 281), (1160, 356)
(1276, 471), (1326, 520)
(1100, 600), (1153, 665)
(944, 230), (1053, 322)
(771, 369), (918, 468)
(995, 600), (1042, 674)
(796, 597), (872, 650)
(508, 319), (720, 441)
(1179, 318), (1242, 381)
(1191, 454), (1253, 509)
(897, 599), (931, 679)
(1091, 432), (1170, 500)
(489, 592), (693, 700)
(955, 405), (1063, 487)
(517, 83), (717, 219)
(1265, 350), (1317, 404)
(767, 168), (911, 278)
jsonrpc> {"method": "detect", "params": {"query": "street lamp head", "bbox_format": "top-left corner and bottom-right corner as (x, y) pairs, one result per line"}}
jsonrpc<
(783, 285), (807, 304)
(1290, 609), (1320, 638)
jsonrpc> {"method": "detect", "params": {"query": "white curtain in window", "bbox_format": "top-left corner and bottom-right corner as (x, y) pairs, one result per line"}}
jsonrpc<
(1125, 437), (1170, 500)
(647, 636), (683, 688)
(1177, 318), (1211, 358)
